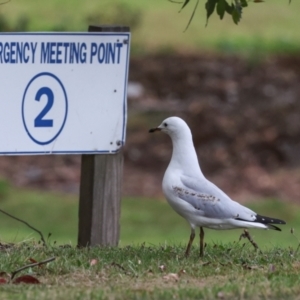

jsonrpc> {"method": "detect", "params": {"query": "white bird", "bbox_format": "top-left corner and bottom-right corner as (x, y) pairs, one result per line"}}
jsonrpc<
(149, 116), (286, 257)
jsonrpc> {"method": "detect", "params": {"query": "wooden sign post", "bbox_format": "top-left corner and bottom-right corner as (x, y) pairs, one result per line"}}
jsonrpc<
(78, 26), (130, 247)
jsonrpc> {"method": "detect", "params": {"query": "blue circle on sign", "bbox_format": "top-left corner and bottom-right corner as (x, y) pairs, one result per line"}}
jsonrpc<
(22, 72), (68, 145)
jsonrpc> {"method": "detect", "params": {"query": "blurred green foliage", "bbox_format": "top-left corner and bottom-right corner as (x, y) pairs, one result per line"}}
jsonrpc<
(176, 0), (291, 26)
(86, 2), (142, 32)
(0, 0), (299, 56)
(0, 13), (29, 31)
(0, 179), (9, 200)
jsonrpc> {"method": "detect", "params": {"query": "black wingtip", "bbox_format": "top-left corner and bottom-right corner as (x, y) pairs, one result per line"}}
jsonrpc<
(268, 224), (282, 231)
(255, 214), (286, 225)
(235, 214), (286, 231)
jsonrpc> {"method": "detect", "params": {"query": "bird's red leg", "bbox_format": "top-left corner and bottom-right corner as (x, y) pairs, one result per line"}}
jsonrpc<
(200, 227), (205, 257)
(185, 228), (195, 257)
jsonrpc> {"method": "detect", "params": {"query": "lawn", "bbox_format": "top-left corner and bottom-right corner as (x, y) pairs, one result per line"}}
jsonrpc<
(0, 180), (299, 299)
(0, 0), (299, 55)
(0, 185), (298, 250)
(0, 239), (300, 299)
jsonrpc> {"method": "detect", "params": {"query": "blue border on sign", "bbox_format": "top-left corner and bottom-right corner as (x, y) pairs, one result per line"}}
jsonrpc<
(0, 32), (130, 155)
(121, 35), (130, 148)
(21, 72), (68, 145)
(0, 150), (120, 155)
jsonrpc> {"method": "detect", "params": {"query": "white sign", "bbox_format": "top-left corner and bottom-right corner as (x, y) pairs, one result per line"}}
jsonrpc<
(0, 32), (130, 154)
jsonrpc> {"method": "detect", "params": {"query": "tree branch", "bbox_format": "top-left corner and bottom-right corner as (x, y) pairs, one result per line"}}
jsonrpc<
(0, 0), (11, 5)
(11, 257), (56, 280)
(0, 208), (47, 246)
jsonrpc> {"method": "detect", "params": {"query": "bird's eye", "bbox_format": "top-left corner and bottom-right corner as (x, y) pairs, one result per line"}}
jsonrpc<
(164, 123), (168, 127)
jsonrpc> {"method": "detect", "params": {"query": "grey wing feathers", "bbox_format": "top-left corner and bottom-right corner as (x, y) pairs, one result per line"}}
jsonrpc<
(174, 175), (256, 221)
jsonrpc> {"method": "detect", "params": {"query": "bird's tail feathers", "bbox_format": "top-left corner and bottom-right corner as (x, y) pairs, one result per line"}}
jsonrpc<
(235, 214), (286, 231)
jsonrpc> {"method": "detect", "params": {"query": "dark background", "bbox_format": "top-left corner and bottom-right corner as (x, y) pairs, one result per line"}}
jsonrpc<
(1, 54), (299, 203)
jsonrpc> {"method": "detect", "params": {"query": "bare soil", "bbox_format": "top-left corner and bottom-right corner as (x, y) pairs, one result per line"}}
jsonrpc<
(1, 54), (300, 202)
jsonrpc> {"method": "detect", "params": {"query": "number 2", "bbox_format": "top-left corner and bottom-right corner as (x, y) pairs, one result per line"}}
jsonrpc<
(34, 87), (54, 127)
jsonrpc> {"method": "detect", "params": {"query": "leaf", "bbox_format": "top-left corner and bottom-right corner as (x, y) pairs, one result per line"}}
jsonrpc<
(231, 4), (242, 24)
(232, 10), (240, 24)
(163, 273), (179, 282)
(183, 0), (199, 32)
(178, 269), (186, 275)
(13, 275), (40, 284)
(0, 271), (10, 284)
(240, 0), (248, 7)
(225, 2), (234, 14)
(205, 0), (218, 26)
(0, 278), (8, 284)
(179, 0), (190, 12)
(90, 259), (98, 266)
(159, 264), (166, 272)
(242, 264), (260, 270)
(269, 264), (276, 273)
(216, 0), (226, 20)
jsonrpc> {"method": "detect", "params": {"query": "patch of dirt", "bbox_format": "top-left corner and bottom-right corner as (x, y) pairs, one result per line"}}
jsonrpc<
(0, 54), (300, 202)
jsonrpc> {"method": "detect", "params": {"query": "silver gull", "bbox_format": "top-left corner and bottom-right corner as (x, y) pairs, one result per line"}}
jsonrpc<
(149, 116), (286, 257)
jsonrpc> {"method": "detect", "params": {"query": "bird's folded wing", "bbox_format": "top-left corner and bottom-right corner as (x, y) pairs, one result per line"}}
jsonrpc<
(173, 175), (256, 221)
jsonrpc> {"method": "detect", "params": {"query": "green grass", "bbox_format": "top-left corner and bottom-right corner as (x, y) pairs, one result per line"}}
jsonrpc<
(0, 242), (300, 299)
(0, 184), (299, 251)
(0, 0), (299, 55)
(121, 197), (300, 250)
(0, 186), (77, 244)
(0, 186), (300, 298)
